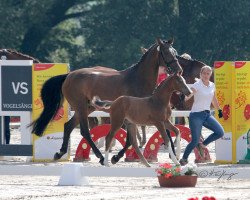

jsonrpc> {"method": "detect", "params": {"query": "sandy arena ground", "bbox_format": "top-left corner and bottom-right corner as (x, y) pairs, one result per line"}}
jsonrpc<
(0, 125), (250, 200)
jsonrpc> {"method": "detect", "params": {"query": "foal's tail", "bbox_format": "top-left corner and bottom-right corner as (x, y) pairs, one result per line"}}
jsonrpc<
(92, 96), (112, 109)
(29, 74), (68, 136)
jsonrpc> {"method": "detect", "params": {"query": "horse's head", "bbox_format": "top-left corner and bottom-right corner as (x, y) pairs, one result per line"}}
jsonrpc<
(171, 74), (192, 97)
(156, 38), (183, 75)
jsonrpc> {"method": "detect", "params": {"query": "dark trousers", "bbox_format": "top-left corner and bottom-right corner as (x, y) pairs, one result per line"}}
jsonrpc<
(4, 116), (10, 144)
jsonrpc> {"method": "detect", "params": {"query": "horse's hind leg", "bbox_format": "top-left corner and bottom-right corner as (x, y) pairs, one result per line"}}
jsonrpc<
(54, 114), (79, 160)
(89, 117), (98, 129)
(136, 127), (143, 148)
(141, 125), (147, 147)
(79, 115), (104, 164)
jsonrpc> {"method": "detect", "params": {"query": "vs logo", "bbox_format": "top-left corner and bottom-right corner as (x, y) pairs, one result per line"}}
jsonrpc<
(12, 82), (29, 94)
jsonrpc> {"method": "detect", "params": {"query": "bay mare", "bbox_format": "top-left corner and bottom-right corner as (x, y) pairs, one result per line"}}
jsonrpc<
(92, 74), (192, 167)
(30, 38), (183, 164)
(0, 46), (207, 154)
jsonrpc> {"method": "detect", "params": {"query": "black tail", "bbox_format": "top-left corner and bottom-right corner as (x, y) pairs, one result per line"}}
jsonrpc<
(91, 96), (112, 109)
(29, 74), (68, 136)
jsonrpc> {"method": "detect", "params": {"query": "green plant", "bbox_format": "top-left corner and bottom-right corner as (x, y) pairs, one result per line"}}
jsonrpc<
(156, 163), (197, 178)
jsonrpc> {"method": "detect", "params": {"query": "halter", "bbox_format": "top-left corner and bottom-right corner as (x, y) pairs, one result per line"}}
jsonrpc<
(158, 45), (178, 74)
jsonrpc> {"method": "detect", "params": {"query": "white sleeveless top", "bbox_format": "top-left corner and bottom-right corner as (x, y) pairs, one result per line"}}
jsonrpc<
(191, 79), (215, 112)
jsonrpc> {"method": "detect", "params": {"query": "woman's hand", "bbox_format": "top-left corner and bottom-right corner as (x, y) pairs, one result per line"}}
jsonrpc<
(218, 109), (223, 118)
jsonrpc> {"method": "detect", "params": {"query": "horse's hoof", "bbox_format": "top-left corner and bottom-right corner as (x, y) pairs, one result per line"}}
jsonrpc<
(54, 152), (62, 160)
(99, 157), (105, 166)
(111, 155), (120, 164)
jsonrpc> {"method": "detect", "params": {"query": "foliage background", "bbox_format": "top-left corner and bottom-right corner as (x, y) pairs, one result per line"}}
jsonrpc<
(0, 0), (249, 70)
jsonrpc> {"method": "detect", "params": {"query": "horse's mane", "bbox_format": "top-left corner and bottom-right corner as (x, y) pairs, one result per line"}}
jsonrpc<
(1, 49), (40, 63)
(153, 74), (173, 94)
(123, 43), (157, 72)
(176, 54), (206, 66)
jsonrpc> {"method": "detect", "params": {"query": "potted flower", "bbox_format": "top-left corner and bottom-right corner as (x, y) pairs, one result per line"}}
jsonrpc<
(155, 163), (198, 187)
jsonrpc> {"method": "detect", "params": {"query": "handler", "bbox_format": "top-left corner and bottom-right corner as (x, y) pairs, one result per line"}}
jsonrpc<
(180, 65), (224, 166)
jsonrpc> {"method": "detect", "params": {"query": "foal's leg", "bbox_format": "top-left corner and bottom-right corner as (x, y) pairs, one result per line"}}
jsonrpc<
(54, 114), (79, 160)
(98, 117), (116, 150)
(129, 125), (150, 167)
(111, 120), (132, 164)
(164, 120), (181, 160)
(104, 126), (121, 166)
(155, 122), (179, 165)
(103, 115), (124, 166)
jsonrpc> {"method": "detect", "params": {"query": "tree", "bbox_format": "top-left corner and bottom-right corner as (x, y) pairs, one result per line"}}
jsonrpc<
(81, 0), (177, 69)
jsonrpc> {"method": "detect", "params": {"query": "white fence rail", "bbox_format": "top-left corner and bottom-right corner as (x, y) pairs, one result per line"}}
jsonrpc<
(0, 163), (249, 186)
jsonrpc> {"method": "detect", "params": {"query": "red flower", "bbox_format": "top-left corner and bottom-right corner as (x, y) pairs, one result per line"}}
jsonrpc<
(175, 167), (181, 172)
(164, 173), (173, 178)
(162, 163), (172, 169)
(202, 197), (210, 200)
(187, 198), (199, 200)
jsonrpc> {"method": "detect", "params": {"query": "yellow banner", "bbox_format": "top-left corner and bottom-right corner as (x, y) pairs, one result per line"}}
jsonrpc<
(32, 63), (69, 162)
(234, 61), (250, 160)
(214, 61), (234, 162)
(214, 61), (234, 132)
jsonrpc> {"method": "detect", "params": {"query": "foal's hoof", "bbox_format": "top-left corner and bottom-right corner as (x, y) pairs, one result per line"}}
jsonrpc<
(99, 157), (105, 166)
(54, 152), (62, 160)
(111, 155), (120, 164)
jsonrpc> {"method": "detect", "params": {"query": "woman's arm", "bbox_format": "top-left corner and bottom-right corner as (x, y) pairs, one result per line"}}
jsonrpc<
(212, 92), (221, 110)
(185, 87), (196, 101)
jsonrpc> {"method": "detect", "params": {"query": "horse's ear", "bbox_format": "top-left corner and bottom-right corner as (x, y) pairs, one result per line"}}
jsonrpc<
(156, 38), (164, 46)
(167, 37), (174, 45)
(141, 47), (147, 54)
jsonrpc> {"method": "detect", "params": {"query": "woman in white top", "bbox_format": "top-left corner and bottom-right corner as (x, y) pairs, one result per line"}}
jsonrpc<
(180, 65), (224, 166)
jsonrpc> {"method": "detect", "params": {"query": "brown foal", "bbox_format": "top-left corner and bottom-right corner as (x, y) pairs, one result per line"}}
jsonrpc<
(92, 74), (192, 167)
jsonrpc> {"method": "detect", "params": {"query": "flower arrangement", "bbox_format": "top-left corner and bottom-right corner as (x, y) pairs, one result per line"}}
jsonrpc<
(188, 196), (216, 200)
(156, 162), (197, 178)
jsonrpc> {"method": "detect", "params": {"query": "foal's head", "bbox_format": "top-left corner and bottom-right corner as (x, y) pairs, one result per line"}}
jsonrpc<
(170, 74), (192, 97)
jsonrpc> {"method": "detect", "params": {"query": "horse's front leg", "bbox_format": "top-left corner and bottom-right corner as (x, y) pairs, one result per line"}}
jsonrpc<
(164, 120), (181, 160)
(155, 122), (179, 165)
(54, 114), (79, 160)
